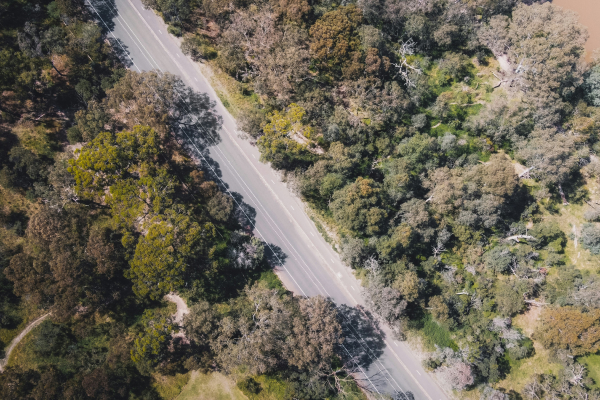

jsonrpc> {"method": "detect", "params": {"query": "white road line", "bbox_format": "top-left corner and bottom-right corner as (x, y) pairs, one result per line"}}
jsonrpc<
(310, 232), (315, 237)
(194, 77), (198, 82)
(350, 285), (356, 291)
(394, 341), (399, 347)
(158, 29), (162, 34)
(331, 258), (335, 262)
(104, 2), (436, 397)
(416, 370), (422, 376)
(271, 179), (275, 184)
(176, 53), (180, 58)
(290, 206), (294, 210)
(252, 154), (256, 158)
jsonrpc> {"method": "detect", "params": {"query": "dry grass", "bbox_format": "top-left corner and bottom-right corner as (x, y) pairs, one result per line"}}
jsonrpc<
(198, 61), (260, 119)
(495, 307), (563, 393)
(175, 371), (247, 400)
(153, 372), (192, 400)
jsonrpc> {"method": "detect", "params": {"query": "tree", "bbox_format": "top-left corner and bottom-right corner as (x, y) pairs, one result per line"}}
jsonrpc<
(73, 101), (111, 142)
(286, 296), (342, 371)
(127, 212), (214, 299)
(212, 282), (294, 374)
(309, 6), (363, 73)
(4, 205), (126, 321)
(104, 71), (221, 142)
(516, 128), (577, 190)
(584, 64), (600, 106)
(581, 223), (600, 255)
(436, 361), (474, 391)
(480, 3), (587, 98)
(131, 309), (174, 368)
(465, 95), (534, 144)
(330, 177), (387, 236)
(495, 280), (525, 317)
(68, 126), (160, 199)
(339, 237), (367, 268)
(141, 0), (190, 26)
(257, 103), (315, 170)
(535, 307), (600, 356)
(183, 300), (217, 344)
(392, 270), (420, 302)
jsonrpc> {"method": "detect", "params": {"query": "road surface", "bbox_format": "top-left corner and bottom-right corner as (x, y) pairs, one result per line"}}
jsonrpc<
(87, 0), (450, 398)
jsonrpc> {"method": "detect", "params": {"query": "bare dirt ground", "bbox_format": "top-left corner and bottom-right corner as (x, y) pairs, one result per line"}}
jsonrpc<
(165, 293), (189, 325)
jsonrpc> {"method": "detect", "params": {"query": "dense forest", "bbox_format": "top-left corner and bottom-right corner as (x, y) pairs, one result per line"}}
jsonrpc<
(137, 0), (600, 397)
(0, 0), (366, 399)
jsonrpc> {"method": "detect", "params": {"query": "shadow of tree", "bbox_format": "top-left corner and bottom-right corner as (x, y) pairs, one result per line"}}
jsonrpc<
(393, 391), (415, 400)
(87, 0), (118, 32)
(106, 37), (133, 69)
(264, 243), (288, 268)
(337, 304), (386, 369)
(336, 305), (416, 398)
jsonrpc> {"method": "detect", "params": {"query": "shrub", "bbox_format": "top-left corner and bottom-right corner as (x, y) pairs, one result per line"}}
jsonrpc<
(67, 126), (82, 144)
(584, 207), (600, 222)
(167, 24), (181, 36)
(237, 377), (261, 394)
(581, 223), (600, 255)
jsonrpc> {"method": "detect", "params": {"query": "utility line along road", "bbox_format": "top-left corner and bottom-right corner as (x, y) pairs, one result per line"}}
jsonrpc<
(95, 0), (449, 398)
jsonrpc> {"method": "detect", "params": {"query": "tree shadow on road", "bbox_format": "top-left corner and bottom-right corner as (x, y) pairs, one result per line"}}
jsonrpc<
(337, 304), (415, 399)
(338, 304), (386, 369)
(106, 37), (133, 69)
(264, 243), (288, 268)
(87, 0), (118, 32)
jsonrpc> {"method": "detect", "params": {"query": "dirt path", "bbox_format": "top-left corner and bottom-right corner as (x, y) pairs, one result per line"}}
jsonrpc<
(0, 313), (50, 372)
(165, 293), (189, 325)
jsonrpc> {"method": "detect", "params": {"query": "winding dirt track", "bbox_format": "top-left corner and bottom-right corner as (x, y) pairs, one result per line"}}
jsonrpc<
(0, 313), (50, 372)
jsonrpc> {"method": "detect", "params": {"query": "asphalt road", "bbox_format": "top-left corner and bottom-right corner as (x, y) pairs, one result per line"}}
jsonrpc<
(87, 0), (450, 398)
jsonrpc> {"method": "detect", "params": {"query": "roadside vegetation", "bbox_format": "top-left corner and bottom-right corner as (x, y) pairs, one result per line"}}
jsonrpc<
(0, 1), (367, 399)
(137, 0), (600, 397)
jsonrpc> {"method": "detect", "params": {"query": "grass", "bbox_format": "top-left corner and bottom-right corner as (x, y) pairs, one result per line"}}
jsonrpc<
(241, 375), (288, 400)
(198, 60), (261, 119)
(579, 353), (600, 389)
(309, 215), (336, 247)
(153, 372), (192, 400)
(258, 270), (285, 291)
(175, 371), (247, 400)
(7, 320), (49, 371)
(495, 308), (563, 393)
(495, 341), (563, 393)
(421, 315), (457, 351)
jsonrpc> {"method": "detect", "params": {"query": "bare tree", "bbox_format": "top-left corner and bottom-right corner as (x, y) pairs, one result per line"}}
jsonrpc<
(393, 39), (422, 88)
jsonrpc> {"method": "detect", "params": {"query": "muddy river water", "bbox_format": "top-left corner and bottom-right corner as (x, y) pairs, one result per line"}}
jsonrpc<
(553, 0), (600, 61)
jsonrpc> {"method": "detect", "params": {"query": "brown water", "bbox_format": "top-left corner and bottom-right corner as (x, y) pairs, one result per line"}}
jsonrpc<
(553, 0), (600, 61)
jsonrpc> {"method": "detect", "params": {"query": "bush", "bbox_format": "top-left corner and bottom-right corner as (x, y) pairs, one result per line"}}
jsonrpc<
(67, 127), (82, 144)
(585, 64), (600, 107)
(530, 221), (565, 251)
(33, 320), (69, 356)
(237, 107), (266, 139)
(237, 377), (261, 394)
(584, 207), (600, 222)
(581, 223), (600, 255)
(181, 34), (217, 61)
(167, 24), (182, 36)
(411, 113), (428, 129)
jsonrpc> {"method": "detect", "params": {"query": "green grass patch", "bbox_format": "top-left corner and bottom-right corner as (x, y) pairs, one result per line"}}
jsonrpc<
(258, 270), (285, 291)
(580, 353), (600, 389)
(421, 315), (457, 351)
